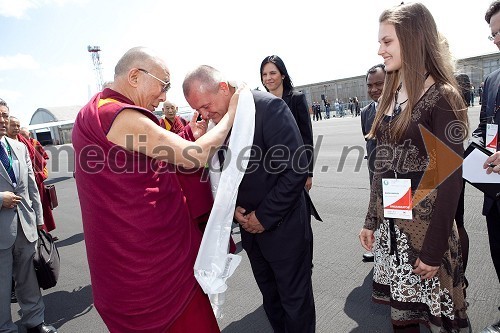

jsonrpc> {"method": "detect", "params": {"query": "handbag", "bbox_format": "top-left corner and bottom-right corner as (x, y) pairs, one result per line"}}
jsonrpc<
(44, 184), (58, 210)
(33, 229), (60, 290)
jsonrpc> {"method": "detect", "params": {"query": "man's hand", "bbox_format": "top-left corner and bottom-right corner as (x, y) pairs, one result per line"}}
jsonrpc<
(234, 206), (264, 234)
(234, 206), (249, 225)
(305, 177), (313, 192)
(359, 228), (374, 252)
(484, 151), (500, 174)
(37, 225), (44, 230)
(189, 111), (208, 140)
(412, 258), (439, 280)
(1, 192), (22, 209)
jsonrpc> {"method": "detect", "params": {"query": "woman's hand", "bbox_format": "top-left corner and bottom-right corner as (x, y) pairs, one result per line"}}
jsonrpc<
(412, 258), (439, 279)
(359, 228), (374, 252)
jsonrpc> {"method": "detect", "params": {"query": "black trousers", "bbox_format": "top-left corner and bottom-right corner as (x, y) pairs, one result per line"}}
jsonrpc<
(487, 205), (500, 284)
(247, 241), (316, 333)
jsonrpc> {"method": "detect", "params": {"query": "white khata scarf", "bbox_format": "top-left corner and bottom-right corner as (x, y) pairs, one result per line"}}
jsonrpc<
(194, 86), (255, 314)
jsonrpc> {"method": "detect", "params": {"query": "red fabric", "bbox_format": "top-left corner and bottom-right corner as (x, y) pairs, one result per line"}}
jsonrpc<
(72, 88), (204, 332)
(164, 122), (236, 253)
(17, 135), (56, 231)
(159, 116), (188, 134)
(167, 286), (220, 333)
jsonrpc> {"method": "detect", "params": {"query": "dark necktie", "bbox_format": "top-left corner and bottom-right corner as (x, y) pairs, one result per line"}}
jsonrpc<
(218, 145), (227, 171)
(0, 142), (16, 184)
(217, 131), (231, 171)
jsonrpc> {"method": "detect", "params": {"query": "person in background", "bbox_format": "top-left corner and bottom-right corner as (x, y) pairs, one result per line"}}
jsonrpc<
(184, 65), (316, 333)
(159, 100), (187, 133)
(72, 47), (239, 333)
(20, 128), (48, 161)
(470, 85), (475, 107)
(0, 99), (57, 333)
(6, 116), (20, 139)
(359, 63), (386, 262)
(324, 99), (331, 119)
(353, 97), (360, 117)
(479, 81), (484, 105)
(314, 101), (322, 121)
(334, 99), (341, 117)
(359, 3), (469, 331)
(7, 119), (56, 238)
(474, 1), (500, 332)
(260, 55), (315, 191)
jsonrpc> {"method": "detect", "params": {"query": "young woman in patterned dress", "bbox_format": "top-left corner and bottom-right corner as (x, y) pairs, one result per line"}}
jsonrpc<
(359, 3), (470, 332)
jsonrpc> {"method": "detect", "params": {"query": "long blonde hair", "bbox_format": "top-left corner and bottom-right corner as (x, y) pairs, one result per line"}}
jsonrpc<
(368, 2), (468, 142)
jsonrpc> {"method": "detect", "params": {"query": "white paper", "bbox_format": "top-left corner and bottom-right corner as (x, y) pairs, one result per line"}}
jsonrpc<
(463, 148), (500, 183)
(382, 178), (413, 219)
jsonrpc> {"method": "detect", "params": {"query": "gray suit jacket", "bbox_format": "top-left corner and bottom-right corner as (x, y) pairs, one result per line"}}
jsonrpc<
(0, 137), (43, 249)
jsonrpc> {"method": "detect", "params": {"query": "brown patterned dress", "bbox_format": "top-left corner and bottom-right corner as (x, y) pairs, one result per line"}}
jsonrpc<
(364, 83), (469, 332)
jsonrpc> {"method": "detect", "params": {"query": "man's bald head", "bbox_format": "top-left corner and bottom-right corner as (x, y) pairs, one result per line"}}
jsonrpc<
(7, 116), (20, 139)
(111, 46), (170, 111)
(114, 47), (168, 79)
(20, 127), (30, 139)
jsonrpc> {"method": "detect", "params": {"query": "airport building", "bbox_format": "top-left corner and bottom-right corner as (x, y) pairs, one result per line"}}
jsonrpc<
(28, 52), (500, 144)
(295, 52), (500, 115)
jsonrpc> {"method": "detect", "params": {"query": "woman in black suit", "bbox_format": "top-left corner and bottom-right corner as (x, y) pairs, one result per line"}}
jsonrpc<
(260, 55), (314, 191)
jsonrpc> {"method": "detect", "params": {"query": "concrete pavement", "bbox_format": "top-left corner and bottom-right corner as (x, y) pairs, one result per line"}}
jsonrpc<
(10, 105), (500, 332)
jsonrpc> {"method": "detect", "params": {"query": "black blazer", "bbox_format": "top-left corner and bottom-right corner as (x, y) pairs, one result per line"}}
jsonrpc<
(282, 89), (314, 177)
(471, 68), (500, 215)
(236, 90), (311, 261)
(360, 101), (377, 183)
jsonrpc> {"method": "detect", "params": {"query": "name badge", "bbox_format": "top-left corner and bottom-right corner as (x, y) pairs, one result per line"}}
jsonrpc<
(486, 123), (498, 153)
(382, 178), (413, 220)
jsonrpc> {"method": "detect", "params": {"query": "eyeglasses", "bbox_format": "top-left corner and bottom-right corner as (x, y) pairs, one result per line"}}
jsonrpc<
(488, 31), (500, 41)
(138, 68), (171, 93)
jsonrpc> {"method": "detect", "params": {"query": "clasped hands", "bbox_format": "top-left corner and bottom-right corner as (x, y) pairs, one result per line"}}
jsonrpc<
(234, 206), (265, 234)
(359, 227), (439, 280)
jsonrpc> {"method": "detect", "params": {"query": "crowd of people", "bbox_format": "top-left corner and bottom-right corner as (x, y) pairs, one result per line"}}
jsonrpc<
(3, 1), (500, 333)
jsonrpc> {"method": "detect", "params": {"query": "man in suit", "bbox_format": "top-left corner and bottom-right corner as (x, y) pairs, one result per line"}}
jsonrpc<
(359, 64), (386, 262)
(183, 65), (315, 333)
(0, 100), (57, 333)
(477, 2), (500, 332)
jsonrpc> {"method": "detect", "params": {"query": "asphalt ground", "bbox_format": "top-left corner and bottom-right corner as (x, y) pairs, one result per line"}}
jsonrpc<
(10, 104), (500, 332)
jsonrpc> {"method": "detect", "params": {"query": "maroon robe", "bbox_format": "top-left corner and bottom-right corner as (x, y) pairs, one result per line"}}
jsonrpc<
(17, 134), (56, 231)
(159, 116), (187, 134)
(72, 88), (202, 332)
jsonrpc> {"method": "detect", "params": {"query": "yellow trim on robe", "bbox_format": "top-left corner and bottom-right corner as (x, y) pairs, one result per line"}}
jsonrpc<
(97, 98), (120, 108)
(164, 117), (172, 131)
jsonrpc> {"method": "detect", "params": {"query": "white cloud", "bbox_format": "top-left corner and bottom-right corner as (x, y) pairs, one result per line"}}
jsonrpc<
(0, 0), (35, 18)
(0, 0), (87, 18)
(0, 54), (39, 70)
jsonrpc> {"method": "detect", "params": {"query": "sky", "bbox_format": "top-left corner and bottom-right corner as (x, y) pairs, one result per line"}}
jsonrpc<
(0, 0), (497, 125)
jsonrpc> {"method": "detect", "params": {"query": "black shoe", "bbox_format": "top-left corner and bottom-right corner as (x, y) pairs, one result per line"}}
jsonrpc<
(26, 323), (58, 333)
(362, 252), (374, 262)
